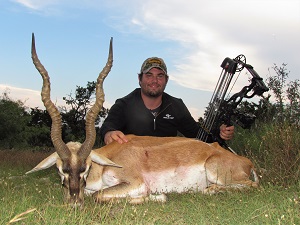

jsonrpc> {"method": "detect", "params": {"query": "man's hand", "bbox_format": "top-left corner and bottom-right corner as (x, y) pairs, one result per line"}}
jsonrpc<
(219, 124), (235, 141)
(104, 130), (128, 145)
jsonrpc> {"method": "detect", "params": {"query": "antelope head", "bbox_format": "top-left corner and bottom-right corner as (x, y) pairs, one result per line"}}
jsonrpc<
(27, 33), (120, 206)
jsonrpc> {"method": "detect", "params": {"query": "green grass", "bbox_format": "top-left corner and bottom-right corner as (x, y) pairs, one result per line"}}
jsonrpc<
(1, 151), (299, 225)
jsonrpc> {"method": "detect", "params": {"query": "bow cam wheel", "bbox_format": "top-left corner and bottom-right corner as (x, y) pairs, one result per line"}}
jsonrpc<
(234, 54), (246, 72)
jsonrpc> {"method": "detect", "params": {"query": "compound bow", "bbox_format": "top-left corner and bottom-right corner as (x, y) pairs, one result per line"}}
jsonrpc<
(196, 54), (269, 153)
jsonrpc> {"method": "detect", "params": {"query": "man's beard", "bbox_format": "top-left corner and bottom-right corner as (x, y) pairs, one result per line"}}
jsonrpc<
(147, 90), (162, 98)
(144, 84), (165, 98)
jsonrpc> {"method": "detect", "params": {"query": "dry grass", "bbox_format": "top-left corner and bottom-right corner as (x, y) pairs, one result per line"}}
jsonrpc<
(0, 149), (54, 170)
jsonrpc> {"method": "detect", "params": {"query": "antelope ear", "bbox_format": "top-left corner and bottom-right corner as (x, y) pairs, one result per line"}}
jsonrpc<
(90, 151), (122, 168)
(26, 152), (60, 174)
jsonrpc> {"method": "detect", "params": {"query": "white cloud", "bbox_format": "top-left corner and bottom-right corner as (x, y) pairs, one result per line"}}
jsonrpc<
(0, 84), (115, 112)
(0, 84), (67, 109)
(0, 84), (42, 108)
(121, 0), (299, 92)
(13, 0), (60, 10)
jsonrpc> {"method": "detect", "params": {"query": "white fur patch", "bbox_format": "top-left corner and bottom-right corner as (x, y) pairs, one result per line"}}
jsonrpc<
(148, 193), (167, 202)
(85, 169), (121, 195)
(143, 164), (208, 193)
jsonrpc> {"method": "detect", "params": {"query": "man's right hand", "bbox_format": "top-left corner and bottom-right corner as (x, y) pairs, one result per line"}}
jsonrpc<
(104, 131), (128, 145)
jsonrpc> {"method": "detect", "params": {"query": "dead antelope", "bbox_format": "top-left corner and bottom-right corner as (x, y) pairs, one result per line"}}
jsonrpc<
(85, 135), (259, 204)
(27, 34), (259, 206)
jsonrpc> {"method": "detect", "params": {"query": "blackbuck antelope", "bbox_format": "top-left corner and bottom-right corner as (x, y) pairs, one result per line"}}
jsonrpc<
(27, 34), (259, 206)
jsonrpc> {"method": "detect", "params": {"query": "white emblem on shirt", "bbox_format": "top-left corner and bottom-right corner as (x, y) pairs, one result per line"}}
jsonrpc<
(163, 114), (174, 119)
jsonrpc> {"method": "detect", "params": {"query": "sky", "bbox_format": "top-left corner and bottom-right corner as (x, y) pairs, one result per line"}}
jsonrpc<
(0, 0), (299, 119)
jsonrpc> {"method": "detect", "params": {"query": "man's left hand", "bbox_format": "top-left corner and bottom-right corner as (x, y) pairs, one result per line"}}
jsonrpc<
(219, 124), (235, 140)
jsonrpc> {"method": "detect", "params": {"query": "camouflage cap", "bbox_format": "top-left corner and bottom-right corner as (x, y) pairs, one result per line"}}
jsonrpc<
(140, 57), (167, 74)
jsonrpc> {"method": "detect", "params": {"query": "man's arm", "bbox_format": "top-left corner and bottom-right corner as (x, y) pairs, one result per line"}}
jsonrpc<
(104, 130), (128, 145)
(99, 99), (127, 143)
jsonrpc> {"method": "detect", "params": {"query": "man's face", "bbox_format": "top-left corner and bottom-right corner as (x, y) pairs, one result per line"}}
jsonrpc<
(139, 67), (168, 98)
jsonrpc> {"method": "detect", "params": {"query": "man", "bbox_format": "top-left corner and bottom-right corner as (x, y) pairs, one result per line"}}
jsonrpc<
(100, 57), (234, 145)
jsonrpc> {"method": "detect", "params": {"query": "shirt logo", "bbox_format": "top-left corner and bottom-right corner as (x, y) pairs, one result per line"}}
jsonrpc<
(163, 114), (174, 119)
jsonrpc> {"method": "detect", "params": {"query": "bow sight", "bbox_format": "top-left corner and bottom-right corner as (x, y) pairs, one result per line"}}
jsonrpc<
(197, 54), (269, 152)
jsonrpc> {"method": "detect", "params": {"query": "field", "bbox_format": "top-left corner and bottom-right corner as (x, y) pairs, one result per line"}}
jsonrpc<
(0, 150), (299, 225)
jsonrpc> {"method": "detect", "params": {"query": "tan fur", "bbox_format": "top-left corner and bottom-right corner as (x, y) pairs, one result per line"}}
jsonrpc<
(85, 135), (259, 203)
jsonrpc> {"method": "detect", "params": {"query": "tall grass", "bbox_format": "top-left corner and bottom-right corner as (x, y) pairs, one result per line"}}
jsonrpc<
(229, 122), (300, 186)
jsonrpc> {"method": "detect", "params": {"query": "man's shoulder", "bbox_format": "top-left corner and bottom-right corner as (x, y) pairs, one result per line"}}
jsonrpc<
(118, 88), (141, 101)
(163, 92), (184, 105)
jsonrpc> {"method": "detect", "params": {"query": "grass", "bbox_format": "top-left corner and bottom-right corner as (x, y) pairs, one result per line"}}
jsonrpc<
(228, 122), (300, 186)
(0, 150), (299, 225)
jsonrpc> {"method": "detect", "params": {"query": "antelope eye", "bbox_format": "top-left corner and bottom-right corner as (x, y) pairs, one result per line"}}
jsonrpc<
(79, 166), (86, 173)
(62, 167), (70, 174)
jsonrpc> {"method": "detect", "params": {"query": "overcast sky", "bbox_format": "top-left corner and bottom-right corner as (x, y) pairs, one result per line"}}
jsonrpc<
(0, 0), (299, 119)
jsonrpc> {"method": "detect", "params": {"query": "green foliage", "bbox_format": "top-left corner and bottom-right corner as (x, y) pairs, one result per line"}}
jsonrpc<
(0, 92), (31, 148)
(237, 95), (277, 125)
(267, 63), (289, 107)
(26, 107), (52, 148)
(61, 81), (109, 144)
(266, 63), (300, 125)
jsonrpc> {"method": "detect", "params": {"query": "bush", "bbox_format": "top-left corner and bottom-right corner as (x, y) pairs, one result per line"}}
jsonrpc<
(0, 96), (31, 149)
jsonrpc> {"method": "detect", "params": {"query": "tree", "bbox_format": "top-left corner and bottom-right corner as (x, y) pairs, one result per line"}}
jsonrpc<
(26, 107), (52, 148)
(286, 79), (300, 125)
(266, 63), (289, 122)
(60, 81), (109, 144)
(236, 95), (277, 125)
(266, 63), (300, 125)
(0, 92), (30, 148)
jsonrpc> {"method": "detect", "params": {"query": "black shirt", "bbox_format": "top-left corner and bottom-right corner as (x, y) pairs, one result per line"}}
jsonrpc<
(99, 88), (210, 140)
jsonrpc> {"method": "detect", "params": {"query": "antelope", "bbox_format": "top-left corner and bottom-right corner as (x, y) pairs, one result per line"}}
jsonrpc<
(27, 34), (259, 206)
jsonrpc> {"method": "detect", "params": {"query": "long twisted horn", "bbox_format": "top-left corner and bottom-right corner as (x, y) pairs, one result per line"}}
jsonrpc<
(31, 33), (71, 160)
(78, 38), (113, 159)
